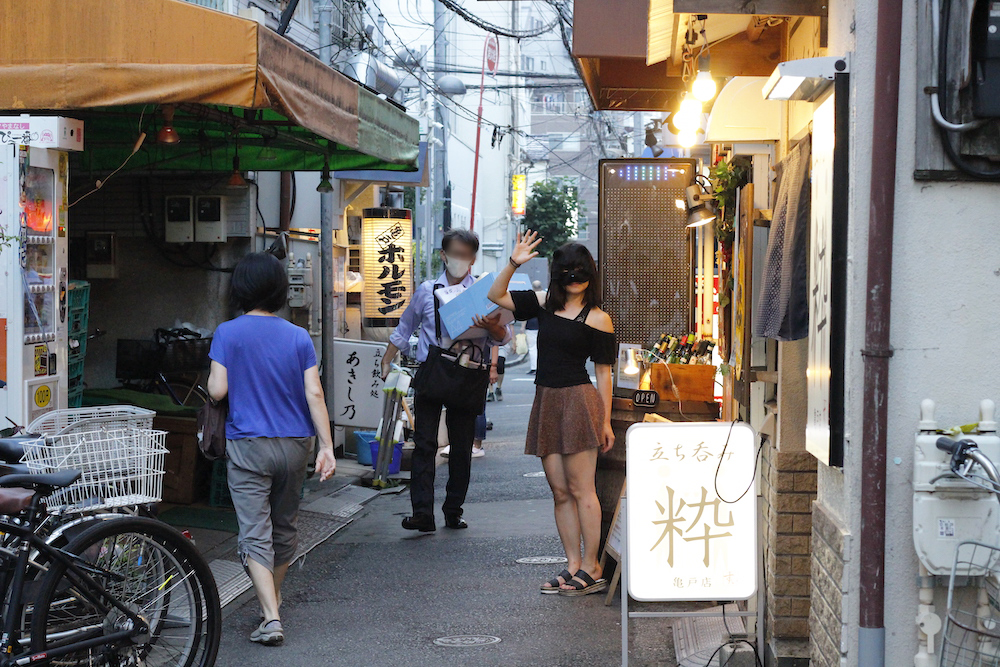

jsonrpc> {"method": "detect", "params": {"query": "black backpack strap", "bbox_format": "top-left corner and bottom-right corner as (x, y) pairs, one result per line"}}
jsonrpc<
(432, 283), (443, 345)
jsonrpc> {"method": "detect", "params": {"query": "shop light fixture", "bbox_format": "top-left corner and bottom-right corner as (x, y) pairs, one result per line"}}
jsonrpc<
(762, 55), (850, 102)
(685, 184), (717, 228)
(156, 105), (180, 145)
(623, 348), (640, 376)
(691, 56), (717, 103)
(674, 93), (703, 132)
(228, 154), (247, 187)
(317, 159), (334, 193)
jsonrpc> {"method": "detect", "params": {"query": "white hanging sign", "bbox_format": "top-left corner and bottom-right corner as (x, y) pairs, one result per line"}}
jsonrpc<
(625, 422), (758, 602)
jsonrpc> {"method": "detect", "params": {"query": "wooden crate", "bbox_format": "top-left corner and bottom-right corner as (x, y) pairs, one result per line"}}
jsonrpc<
(649, 364), (717, 402)
(154, 416), (212, 504)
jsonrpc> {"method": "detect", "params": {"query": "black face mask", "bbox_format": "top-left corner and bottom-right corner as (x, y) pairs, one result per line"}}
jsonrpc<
(556, 269), (592, 286)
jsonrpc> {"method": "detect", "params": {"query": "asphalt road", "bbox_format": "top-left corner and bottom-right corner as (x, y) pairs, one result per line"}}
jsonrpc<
(216, 363), (681, 666)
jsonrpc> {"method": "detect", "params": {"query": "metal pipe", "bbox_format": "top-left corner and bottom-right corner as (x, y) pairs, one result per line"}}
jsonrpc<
(858, 0), (903, 661)
(279, 172), (292, 231)
(318, 3), (336, 408)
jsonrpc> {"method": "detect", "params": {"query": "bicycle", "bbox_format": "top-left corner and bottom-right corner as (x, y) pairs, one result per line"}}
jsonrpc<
(116, 328), (211, 408)
(0, 468), (221, 666)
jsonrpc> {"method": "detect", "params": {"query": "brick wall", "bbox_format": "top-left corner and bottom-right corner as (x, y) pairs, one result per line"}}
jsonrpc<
(761, 444), (817, 665)
(809, 501), (850, 667)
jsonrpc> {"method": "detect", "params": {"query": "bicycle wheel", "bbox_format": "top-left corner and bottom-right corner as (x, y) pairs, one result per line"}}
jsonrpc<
(29, 517), (220, 667)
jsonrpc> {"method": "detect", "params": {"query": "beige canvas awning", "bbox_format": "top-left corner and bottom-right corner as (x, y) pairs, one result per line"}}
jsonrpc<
(0, 0), (418, 170)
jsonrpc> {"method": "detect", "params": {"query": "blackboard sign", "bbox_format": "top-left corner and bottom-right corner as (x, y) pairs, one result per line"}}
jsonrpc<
(633, 389), (660, 410)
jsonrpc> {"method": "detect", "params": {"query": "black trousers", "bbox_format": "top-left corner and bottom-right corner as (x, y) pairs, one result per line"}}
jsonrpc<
(410, 392), (477, 519)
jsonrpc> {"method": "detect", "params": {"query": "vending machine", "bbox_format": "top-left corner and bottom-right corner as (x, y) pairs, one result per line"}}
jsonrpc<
(0, 116), (84, 427)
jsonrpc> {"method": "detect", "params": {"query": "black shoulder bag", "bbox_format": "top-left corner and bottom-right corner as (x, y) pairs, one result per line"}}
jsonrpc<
(412, 284), (491, 414)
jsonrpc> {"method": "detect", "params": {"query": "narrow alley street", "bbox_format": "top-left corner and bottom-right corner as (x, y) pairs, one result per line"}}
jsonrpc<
(215, 363), (684, 667)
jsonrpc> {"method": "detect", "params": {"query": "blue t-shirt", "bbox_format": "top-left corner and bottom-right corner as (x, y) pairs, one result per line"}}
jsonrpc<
(209, 315), (318, 440)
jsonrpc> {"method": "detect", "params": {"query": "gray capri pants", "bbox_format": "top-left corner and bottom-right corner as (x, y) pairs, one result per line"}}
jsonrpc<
(226, 436), (313, 572)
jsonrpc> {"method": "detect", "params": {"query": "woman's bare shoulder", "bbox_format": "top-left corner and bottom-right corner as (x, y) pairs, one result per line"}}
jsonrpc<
(587, 308), (614, 333)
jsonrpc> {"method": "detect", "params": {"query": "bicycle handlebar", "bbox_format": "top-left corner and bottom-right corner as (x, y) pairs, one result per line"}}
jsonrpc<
(936, 436), (961, 454)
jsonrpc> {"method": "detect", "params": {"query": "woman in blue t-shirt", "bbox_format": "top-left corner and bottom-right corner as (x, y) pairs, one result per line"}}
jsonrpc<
(207, 252), (336, 646)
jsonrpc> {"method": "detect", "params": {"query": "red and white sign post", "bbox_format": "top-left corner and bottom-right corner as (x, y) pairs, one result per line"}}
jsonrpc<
(469, 34), (499, 231)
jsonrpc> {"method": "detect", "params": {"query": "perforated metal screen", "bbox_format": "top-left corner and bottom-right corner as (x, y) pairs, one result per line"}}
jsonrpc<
(598, 159), (697, 347)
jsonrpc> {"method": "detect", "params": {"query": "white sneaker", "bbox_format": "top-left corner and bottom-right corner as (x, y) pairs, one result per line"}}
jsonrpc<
(440, 445), (451, 458)
(471, 446), (485, 458)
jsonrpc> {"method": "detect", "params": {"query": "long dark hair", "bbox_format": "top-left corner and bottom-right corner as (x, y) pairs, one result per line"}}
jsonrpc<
(545, 242), (601, 313)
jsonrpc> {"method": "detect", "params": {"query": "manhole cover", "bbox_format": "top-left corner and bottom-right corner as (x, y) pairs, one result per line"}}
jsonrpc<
(516, 556), (568, 565)
(433, 635), (502, 647)
(523, 471), (546, 478)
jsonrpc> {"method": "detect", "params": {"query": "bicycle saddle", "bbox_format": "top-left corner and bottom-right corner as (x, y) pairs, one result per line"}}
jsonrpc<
(0, 470), (82, 491)
(0, 437), (36, 463)
(0, 463), (31, 476)
(0, 487), (34, 515)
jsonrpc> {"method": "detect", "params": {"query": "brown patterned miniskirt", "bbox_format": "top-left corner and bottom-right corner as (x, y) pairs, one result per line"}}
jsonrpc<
(525, 383), (605, 457)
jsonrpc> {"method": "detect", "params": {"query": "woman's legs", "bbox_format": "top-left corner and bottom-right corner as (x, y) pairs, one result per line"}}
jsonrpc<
(246, 559), (281, 622)
(560, 448), (603, 586)
(541, 454), (583, 574)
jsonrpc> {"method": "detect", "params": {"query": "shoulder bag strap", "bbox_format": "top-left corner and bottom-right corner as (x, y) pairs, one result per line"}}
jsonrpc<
(432, 283), (443, 346)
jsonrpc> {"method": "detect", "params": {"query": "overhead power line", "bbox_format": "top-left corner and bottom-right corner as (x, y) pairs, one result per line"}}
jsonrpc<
(434, 0), (560, 39)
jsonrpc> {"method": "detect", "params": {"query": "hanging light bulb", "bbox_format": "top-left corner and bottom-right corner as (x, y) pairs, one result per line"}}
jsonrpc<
(228, 153), (247, 187)
(678, 129), (699, 148)
(623, 348), (640, 376)
(674, 93), (703, 132)
(156, 105), (180, 145)
(316, 159), (333, 193)
(691, 55), (717, 102)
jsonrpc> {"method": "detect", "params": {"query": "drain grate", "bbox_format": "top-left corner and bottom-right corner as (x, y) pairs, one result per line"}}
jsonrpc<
(523, 471), (546, 478)
(433, 635), (502, 647)
(516, 556), (568, 565)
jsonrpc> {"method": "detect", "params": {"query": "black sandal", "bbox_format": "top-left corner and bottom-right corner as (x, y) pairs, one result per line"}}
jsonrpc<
(558, 569), (608, 597)
(540, 569), (574, 594)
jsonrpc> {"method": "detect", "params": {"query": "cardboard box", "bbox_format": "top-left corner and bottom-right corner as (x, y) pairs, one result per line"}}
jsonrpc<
(154, 416), (212, 504)
(437, 272), (532, 340)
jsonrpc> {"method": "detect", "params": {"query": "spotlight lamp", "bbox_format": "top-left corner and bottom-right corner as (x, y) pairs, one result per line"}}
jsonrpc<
(623, 348), (640, 376)
(685, 183), (717, 228)
(228, 154), (247, 187)
(317, 159), (334, 193)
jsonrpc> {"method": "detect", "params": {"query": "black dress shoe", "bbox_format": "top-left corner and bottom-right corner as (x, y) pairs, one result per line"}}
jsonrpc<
(402, 514), (436, 532)
(444, 515), (468, 530)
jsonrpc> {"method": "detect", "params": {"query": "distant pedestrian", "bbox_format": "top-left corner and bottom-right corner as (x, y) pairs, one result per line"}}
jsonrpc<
(525, 279), (544, 374)
(488, 232), (616, 597)
(208, 252), (337, 646)
(382, 229), (510, 532)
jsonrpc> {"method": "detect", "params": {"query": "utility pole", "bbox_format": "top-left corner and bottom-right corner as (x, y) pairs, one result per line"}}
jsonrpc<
(433, 0), (449, 249)
(633, 111), (644, 157)
(318, 3), (336, 401)
(506, 0), (519, 264)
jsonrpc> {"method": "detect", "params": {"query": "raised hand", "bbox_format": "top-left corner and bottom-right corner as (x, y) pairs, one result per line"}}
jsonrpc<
(511, 230), (542, 267)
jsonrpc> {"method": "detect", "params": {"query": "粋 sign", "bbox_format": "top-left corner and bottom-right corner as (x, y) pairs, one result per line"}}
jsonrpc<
(625, 422), (757, 602)
(362, 208), (413, 322)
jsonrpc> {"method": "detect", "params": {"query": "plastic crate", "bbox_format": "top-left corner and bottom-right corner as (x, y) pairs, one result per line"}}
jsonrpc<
(67, 387), (83, 408)
(68, 359), (84, 380)
(68, 332), (87, 361)
(67, 281), (90, 312)
(68, 309), (89, 336)
(209, 459), (232, 507)
(68, 374), (83, 391)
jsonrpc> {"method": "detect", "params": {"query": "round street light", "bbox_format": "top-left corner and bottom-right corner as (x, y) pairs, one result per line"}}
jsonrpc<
(436, 75), (467, 98)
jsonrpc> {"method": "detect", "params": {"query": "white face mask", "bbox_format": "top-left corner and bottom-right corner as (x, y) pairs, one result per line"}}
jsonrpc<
(444, 255), (472, 279)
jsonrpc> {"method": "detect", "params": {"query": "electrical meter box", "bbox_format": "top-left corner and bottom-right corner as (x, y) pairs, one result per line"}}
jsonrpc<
(913, 399), (1000, 575)
(195, 195), (226, 243)
(165, 195), (193, 243)
(287, 253), (313, 309)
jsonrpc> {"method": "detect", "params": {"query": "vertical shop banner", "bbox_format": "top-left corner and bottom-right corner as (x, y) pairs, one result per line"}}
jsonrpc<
(806, 98), (834, 465)
(625, 422), (757, 602)
(331, 338), (385, 428)
(362, 211), (412, 321)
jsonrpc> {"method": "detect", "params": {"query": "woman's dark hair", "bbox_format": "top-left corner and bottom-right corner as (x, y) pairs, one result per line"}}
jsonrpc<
(230, 252), (288, 314)
(546, 242), (601, 313)
(441, 228), (480, 254)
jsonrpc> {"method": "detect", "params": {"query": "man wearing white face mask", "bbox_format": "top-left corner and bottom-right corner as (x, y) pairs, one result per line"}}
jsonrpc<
(382, 229), (510, 532)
